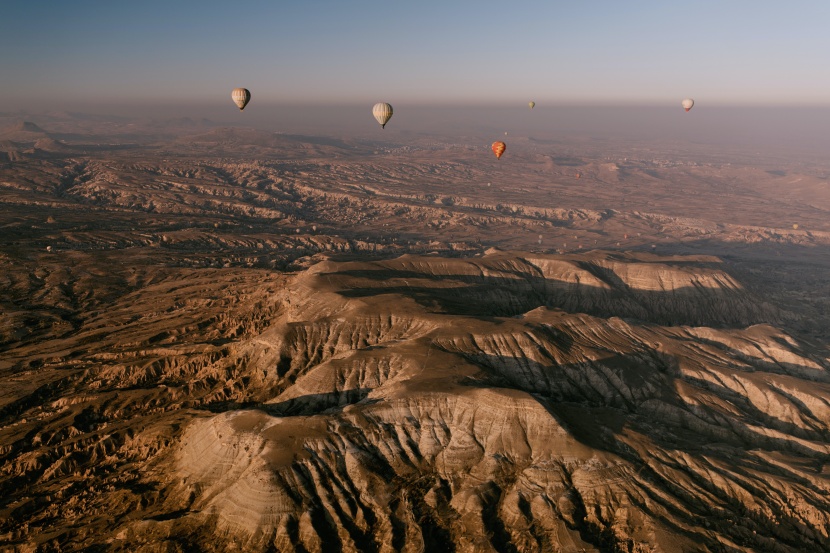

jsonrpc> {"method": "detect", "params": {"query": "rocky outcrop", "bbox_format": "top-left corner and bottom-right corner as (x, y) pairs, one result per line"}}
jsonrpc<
(1, 252), (828, 552)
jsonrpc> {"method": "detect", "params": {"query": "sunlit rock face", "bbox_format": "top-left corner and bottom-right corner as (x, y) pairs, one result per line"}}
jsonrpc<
(2, 250), (828, 552)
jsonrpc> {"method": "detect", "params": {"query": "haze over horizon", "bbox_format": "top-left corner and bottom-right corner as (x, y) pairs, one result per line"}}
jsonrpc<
(7, 104), (830, 159)
(3, 1), (830, 107)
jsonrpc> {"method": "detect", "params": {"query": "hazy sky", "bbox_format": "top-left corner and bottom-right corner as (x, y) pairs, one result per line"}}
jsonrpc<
(3, 1), (830, 108)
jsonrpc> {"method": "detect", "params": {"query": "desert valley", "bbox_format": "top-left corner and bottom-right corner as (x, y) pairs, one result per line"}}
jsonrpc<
(1, 108), (829, 552)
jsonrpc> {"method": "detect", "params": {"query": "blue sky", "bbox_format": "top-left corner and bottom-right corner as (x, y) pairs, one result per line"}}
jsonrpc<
(3, 0), (830, 108)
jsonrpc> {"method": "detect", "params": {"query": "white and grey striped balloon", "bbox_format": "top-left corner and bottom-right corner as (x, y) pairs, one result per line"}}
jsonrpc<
(372, 102), (393, 128)
(232, 88), (251, 111)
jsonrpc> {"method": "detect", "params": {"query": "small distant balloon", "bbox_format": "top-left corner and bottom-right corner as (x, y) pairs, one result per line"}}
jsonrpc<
(528, 101), (535, 109)
(491, 141), (506, 160)
(232, 88), (251, 111)
(372, 102), (393, 129)
(575, 173), (581, 179)
(793, 223), (799, 230)
(681, 98), (694, 112)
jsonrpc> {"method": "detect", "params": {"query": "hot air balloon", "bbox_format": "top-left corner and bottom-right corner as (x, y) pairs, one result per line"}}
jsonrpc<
(492, 141), (506, 159)
(681, 98), (694, 112)
(528, 101), (535, 109)
(232, 88), (251, 111)
(372, 102), (393, 128)
(793, 223), (799, 230)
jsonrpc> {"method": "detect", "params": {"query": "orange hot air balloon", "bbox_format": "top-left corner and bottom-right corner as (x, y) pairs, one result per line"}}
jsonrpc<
(492, 141), (506, 159)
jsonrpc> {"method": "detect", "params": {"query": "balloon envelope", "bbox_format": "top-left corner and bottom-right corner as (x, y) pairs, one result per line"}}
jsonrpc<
(681, 98), (694, 112)
(491, 141), (506, 159)
(372, 103), (393, 128)
(528, 101), (535, 109)
(232, 88), (251, 111)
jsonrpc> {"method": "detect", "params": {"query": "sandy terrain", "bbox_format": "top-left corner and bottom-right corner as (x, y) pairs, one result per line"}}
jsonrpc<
(1, 113), (829, 552)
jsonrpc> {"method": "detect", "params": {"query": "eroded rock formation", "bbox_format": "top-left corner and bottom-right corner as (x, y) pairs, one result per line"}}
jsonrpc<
(2, 251), (828, 552)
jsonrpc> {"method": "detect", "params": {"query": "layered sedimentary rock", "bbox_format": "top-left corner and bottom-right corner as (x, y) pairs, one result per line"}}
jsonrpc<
(2, 251), (828, 552)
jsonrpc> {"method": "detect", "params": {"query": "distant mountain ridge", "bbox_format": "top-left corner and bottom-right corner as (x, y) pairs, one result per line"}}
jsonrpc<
(12, 121), (45, 133)
(0, 120), (51, 143)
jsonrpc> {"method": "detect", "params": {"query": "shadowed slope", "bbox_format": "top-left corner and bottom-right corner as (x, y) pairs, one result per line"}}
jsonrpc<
(1, 252), (828, 552)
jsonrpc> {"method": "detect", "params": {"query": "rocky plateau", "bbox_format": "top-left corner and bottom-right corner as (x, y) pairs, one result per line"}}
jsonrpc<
(1, 112), (829, 552)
